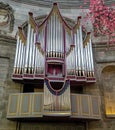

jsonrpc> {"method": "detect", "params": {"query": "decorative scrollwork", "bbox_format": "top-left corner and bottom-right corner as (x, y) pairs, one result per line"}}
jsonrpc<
(0, 2), (14, 32)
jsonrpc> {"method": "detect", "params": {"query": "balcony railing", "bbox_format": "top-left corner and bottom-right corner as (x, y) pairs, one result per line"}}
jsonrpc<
(7, 93), (101, 119)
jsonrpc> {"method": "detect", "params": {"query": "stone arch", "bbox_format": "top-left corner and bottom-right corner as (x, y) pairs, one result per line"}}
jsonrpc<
(101, 65), (115, 117)
(101, 65), (115, 93)
(96, 63), (115, 79)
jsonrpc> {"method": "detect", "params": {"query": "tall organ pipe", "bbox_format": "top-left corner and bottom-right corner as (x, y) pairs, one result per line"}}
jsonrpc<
(59, 18), (61, 58)
(57, 17), (60, 57)
(77, 28), (81, 76)
(22, 42), (25, 74)
(73, 32), (77, 75)
(72, 30), (76, 74)
(55, 15), (57, 57)
(48, 21), (50, 57)
(83, 45), (86, 76)
(51, 16), (53, 57)
(32, 33), (36, 74)
(86, 43), (89, 77)
(49, 17), (51, 57)
(61, 24), (63, 58)
(25, 23), (31, 73)
(14, 35), (20, 74)
(61, 25), (63, 58)
(35, 44), (38, 74)
(79, 23), (85, 76)
(87, 41), (91, 76)
(17, 39), (21, 74)
(89, 35), (94, 77)
(74, 33), (78, 76)
(53, 13), (56, 57)
(28, 28), (34, 73)
(19, 40), (23, 74)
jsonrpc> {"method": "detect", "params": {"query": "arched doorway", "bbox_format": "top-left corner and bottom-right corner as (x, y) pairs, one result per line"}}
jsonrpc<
(101, 65), (115, 117)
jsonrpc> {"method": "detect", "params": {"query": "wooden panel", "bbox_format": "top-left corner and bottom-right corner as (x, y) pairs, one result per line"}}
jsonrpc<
(32, 93), (43, 117)
(19, 93), (32, 116)
(71, 94), (101, 119)
(71, 94), (80, 116)
(7, 94), (20, 117)
(7, 93), (101, 119)
(80, 95), (90, 116)
(91, 96), (101, 118)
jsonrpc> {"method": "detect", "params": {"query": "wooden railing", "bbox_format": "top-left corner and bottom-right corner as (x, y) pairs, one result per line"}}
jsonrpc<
(7, 93), (101, 119)
(7, 93), (43, 118)
(71, 94), (101, 119)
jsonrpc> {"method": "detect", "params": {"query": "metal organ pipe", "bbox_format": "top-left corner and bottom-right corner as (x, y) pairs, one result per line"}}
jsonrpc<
(77, 28), (81, 76)
(62, 26), (64, 58)
(66, 31), (73, 74)
(17, 39), (22, 74)
(89, 36), (94, 77)
(72, 31), (76, 74)
(57, 18), (60, 57)
(74, 33), (78, 76)
(53, 13), (56, 57)
(49, 17), (52, 57)
(55, 15), (57, 57)
(72, 48), (75, 74)
(50, 16), (53, 57)
(35, 26), (45, 74)
(87, 42), (90, 77)
(39, 28), (45, 52)
(52, 14), (54, 57)
(22, 42), (26, 74)
(47, 21), (50, 57)
(58, 18), (61, 58)
(83, 45), (86, 76)
(32, 33), (36, 74)
(28, 28), (34, 73)
(60, 23), (63, 58)
(14, 35), (20, 74)
(25, 23), (31, 73)
(35, 44), (38, 74)
(79, 24), (85, 76)
(66, 32), (69, 53)
(85, 43), (90, 77)
(19, 40), (23, 74)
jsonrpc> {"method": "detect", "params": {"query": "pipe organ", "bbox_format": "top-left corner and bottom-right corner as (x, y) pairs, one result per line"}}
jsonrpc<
(8, 2), (100, 119)
(12, 2), (95, 82)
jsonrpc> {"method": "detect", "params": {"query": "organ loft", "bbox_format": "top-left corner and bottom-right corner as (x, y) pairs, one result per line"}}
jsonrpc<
(7, 3), (101, 124)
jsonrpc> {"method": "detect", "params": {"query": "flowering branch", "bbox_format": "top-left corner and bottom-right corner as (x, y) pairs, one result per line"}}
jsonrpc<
(82, 0), (115, 37)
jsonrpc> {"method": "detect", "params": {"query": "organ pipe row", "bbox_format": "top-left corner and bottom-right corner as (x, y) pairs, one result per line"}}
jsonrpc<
(14, 13), (45, 75)
(66, 17), (94, 77)
(46, 12), (64, 58)
(13, 3), (95, 78)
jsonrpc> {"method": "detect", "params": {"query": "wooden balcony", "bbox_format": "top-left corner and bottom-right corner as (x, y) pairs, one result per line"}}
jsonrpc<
(7, 93), (101, 120)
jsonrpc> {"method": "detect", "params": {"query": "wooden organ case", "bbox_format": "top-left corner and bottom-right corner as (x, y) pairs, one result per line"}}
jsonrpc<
(8, 3), (101, 119)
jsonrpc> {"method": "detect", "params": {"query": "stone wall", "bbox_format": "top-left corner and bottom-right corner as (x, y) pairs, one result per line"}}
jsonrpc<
(87, 48), (115, 130)
(0, 1), (115, 130)
(0, 35), (20, 130)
